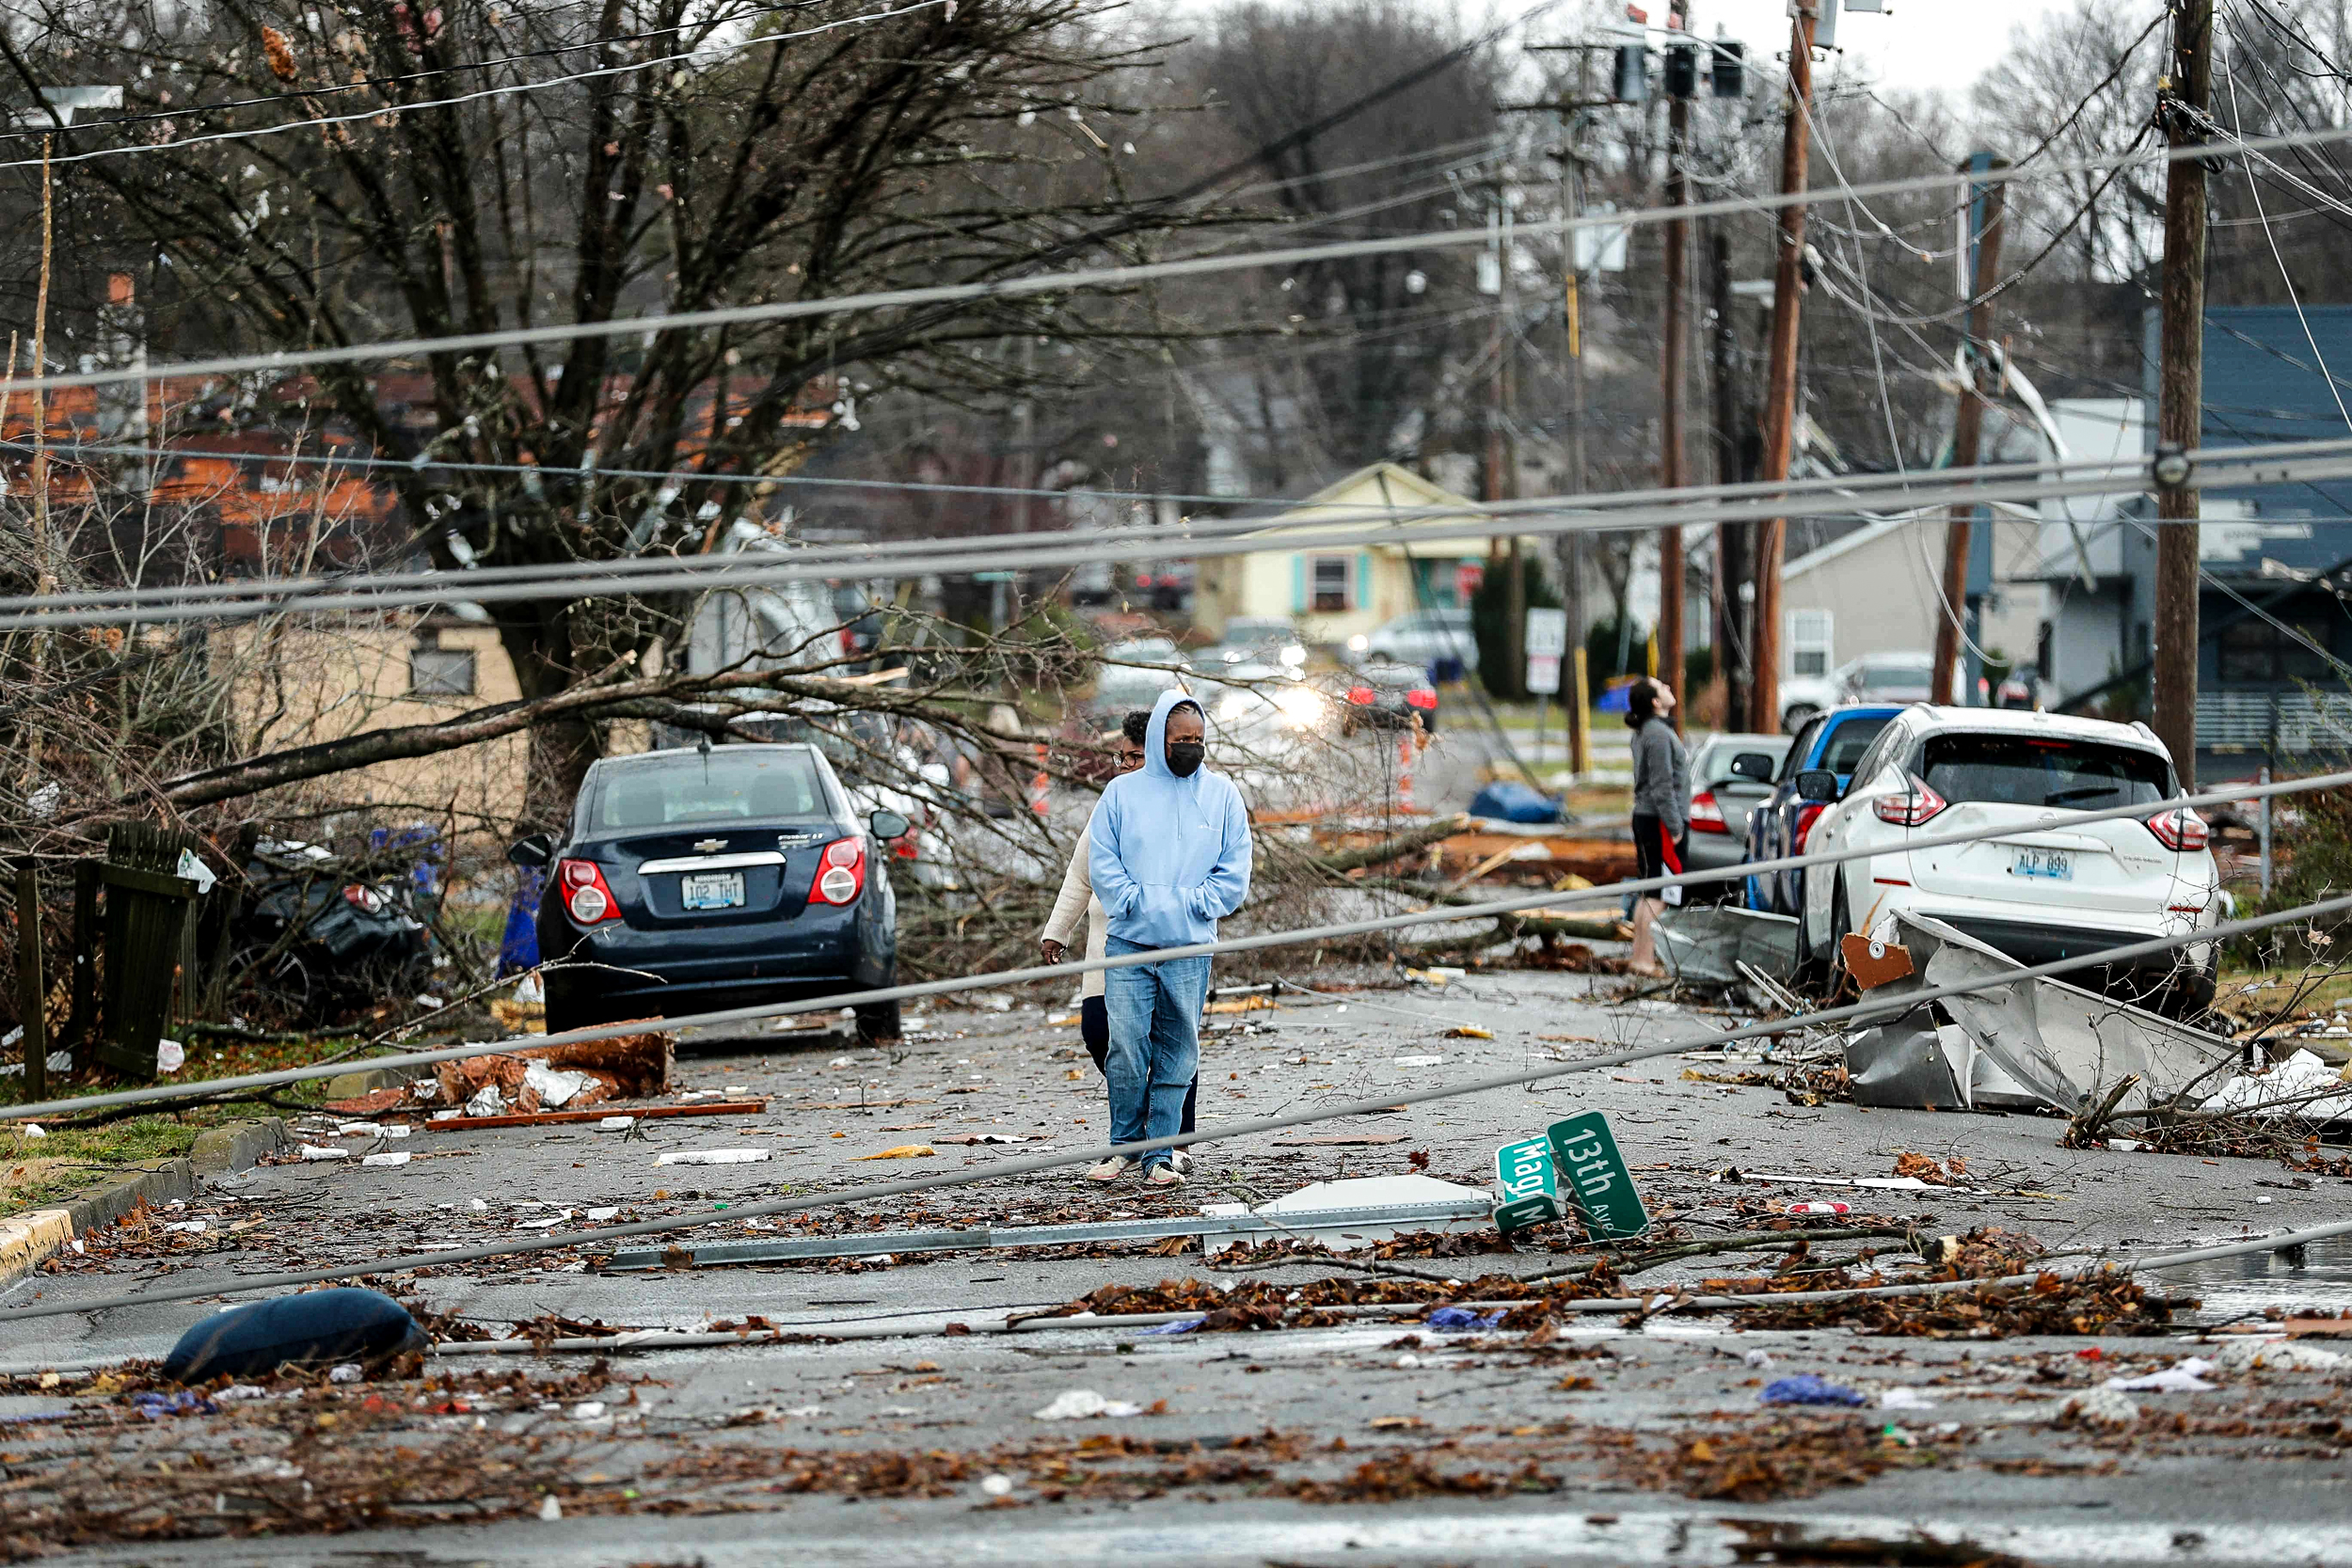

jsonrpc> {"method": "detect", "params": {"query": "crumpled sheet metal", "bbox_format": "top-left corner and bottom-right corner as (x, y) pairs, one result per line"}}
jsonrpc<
(1854, 913), (2235, 1114)
(1655, 905), (1800, 987)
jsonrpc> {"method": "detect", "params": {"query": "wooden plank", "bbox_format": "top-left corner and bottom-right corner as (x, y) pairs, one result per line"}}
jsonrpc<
(97, 864), (199, 899)
(422, 1099), (769, 1132)
(14, 862), (44, 1102)
(69, 861), (97, 1076)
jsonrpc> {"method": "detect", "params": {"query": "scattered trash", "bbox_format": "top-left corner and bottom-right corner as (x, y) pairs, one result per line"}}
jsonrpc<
(297, 1144), (349, 1162)
(980, 1473), (1015, 1497)
(132, 1390), (217, 1419)
(1654, 904), (1800, 988)
(19, 1124), (42, 1139)
(655, 1148), (770, 1165)
(1879, 1386), (1940, 1410)
(1742, 1349), (1774, 1370)
(1442, 1026), (1493, 1040)
(1391, 1055), (1447, 1067)
(2210, 1338), (2349, 1374)
(160, 1289), (427, 1383)
(327, 1363), (364, 1384)
(522, 1060), (591, 1109)
(1425, 1307), (1506, 1332)
(850, 1145), (938, 1161)
(537, 1496), (564, 1522)
(465, 1085), (507, 1119)
(1786, 1202), (1851, 1215)
(600, 1117), (637, 1131)
(571, 1401), (608, 1420)
(436, 1028), (674, 1116)
(1139, 1317), (1204, 1336)
(2201, 1049), (2352, 1123)
(155, 1037), (185, 1075)
(164, 1220), (207, 1234)
(2063, 1386), (2142, 1428)
(2106, 1357), (2217, 1393)
(1033, 1389), (1142, 1420)
(360, 1151), (412, 1167)
(586, 1206), (620, 1221)
(1758, 1375), (1868, 1408)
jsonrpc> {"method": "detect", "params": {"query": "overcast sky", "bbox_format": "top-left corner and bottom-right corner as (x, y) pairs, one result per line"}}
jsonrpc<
(1690, 0), (2102, 94)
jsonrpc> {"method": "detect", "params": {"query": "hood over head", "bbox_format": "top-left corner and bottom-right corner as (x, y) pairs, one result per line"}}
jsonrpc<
(1142, 688), (1206, 781)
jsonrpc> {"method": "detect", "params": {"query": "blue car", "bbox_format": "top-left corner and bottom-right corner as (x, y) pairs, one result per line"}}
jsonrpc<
(511, 742), (910, 1040)
(1742, 705), (1904, 915)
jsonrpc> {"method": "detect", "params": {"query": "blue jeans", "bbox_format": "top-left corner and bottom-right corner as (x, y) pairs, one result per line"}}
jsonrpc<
(1102, 936), (1210, 1171)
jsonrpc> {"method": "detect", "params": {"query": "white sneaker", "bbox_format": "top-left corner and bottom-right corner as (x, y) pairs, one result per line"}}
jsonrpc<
(1170, 1148), (1194, 1176)
(1087, 1156), (1136, 1183)
(1144, 1164), (1187, 1189)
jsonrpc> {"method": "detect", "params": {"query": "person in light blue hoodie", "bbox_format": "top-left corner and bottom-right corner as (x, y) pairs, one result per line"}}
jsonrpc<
(1087, 689), (1252, 1187)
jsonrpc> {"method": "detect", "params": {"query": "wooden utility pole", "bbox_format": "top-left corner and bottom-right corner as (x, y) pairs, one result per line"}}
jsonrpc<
(1747, 3), (1819, 736)
(1931, 153), (2008, 707)
(2154, 0), (2212, 787)
(1708, 227), (1751, 727)
(1658, 33), (1692, 732)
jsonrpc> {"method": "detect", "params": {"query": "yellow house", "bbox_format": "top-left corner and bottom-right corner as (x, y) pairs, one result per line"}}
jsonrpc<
(1191, 462), (1540, 646)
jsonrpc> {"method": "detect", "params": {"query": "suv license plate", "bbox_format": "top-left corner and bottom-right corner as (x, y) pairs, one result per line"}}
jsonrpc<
(2010, 848), (2072, 881)
(680, 870), (746, 910)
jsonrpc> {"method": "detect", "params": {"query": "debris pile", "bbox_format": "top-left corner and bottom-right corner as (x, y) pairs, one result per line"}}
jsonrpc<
(423, 1028), (674, 1117)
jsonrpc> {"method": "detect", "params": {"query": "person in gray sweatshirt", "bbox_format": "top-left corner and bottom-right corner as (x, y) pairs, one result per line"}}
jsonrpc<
(1625, 677), (1689, 975)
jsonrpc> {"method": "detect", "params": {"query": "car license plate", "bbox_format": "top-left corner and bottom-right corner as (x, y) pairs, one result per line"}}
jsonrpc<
(2010, 847), (2073, 881)
(680, 870), (746, 910)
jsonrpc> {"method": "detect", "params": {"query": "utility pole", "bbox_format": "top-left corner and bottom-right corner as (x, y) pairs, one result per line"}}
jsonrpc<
(1931, 153), (2008, 707)
(1708, 226), (1750, 727)
(1658, 23), (1692, 732)
(1748, 2), (1819, 736)
(1485, 176), (1527, 699)
(2154, 0), (2211, 788)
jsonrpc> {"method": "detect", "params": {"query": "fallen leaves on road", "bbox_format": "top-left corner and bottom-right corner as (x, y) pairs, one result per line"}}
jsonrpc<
(850, 1145), (937, 1161)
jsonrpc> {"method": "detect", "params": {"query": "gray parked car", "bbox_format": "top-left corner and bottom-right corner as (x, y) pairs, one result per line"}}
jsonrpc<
(1683, 731), (1793, 898)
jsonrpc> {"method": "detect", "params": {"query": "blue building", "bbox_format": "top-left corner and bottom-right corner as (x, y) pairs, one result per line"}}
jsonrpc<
(2036, 305), (2352, 779)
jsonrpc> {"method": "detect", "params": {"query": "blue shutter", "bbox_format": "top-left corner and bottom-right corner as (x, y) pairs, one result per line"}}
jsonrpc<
(1292, 555), (1308, 613)
(1357, 551), (1374, 611)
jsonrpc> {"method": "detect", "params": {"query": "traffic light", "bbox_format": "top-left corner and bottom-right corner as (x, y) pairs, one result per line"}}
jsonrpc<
(1663, 40), (1699, 99)
(1709, 38), (1744, 98)
(1613, 42), (1648, 103)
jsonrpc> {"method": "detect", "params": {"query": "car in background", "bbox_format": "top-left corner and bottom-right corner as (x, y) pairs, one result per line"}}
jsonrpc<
(1777, 670), (1843, 733)
(1683, 732), (1793, 898)
(1347, 607), (1479, 678)
(1995, 664), (2049, 710)
(1342, 660), (1440, 735)
(1744, 705), (1903, 915)
(1219, 615), (1310, 670)
(1837, 650), (1939, 706)
(1794, 707), (2219, 1015)
(1091, 637), (1188, 718)
(1131, 562), (1195, 611)
(513, 743), (912, 1041)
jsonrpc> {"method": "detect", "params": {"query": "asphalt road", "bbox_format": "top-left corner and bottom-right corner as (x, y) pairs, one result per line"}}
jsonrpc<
(8, 967), (2352, 1563)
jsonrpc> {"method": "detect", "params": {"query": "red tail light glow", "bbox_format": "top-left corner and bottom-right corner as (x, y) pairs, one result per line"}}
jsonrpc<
(556, 858), (619, 924)
(812, 836), (867, 905)
(1688, 788), (1728, 834)
(1873, 774), (1948, 827)
(1347, 686), (1375, 705)
(1404, 688), (1437, 710)
(1794, 801), (1828, 851)
(2146, 806), (2211, 851)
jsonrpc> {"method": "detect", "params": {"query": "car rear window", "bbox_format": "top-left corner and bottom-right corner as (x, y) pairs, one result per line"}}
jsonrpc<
(1917, 734), (2170, 810)
(1820, 716), (1891, 774)
(596, 752), (829, 830)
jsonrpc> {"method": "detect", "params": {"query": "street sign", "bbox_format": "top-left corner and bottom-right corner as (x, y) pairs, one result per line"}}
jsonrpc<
(1546, 1111), (1650, 1240)
(1491, 1134), (1564, 1233)
(1525, 653), (1561, 695)
(1526, 607), (1569, 657)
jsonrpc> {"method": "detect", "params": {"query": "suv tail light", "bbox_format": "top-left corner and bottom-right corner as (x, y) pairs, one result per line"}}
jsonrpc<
(812, 836), (867, 906)
(1873, 773), (1948, 827)
(1793, 801), (1828, 850)
(1689, 788), (1728, 834)
(557, 858), (619, 924)
(1405, 688), (1437, 710)
(1347, 686), (1375, 705)
(2147, 805), (2211, 851)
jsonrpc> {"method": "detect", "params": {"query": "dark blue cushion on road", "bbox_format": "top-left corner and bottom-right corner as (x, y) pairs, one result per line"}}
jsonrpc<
(161, 1288), (426, 1383)
(1469, 781), (1562, 824)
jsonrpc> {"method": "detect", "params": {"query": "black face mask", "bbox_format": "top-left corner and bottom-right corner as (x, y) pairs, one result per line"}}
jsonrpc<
(1166, 740), (1205, 778)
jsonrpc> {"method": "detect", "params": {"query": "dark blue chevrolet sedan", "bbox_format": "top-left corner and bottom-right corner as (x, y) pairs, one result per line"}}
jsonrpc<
(510, 743), (909, 1040)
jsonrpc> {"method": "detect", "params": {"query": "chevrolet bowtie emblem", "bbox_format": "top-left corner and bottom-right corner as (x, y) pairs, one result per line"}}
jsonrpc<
(692, 838), (726, 853)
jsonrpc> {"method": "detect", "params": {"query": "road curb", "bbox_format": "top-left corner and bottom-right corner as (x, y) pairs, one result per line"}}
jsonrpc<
(323, 1067), (417, 1100)
(0, 1117), (285, 1291)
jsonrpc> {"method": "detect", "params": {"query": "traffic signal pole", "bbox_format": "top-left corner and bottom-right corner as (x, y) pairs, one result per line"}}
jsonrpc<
(2154, 0), (2212, 788)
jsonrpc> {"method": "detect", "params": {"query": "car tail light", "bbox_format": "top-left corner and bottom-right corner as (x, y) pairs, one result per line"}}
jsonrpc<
(812, 836), (866, 906)
(557, 858), (619, 924)
(1873, 774), (1948, 826)
(840, 626), (855, 655)
(341, 883), (385, 914)
(2147, 806), (2211, 851)
(1347, 686), (1375, 705)
(1689, 788), (1728, 834)
(1793, 801), (1827, 851)
(1405, 689), (1437, 710)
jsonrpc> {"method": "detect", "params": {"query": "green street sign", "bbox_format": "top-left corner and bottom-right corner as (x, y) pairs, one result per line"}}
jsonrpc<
(1491, 1133), (1563, 1233)
(1546, 1111), (1650, 1241)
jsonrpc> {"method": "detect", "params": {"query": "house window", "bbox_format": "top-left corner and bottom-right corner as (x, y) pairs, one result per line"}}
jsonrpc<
(1310, 555), (1353, 613)
(1788, 609), (1834, 677)
(2217, 618), (2334, 684)
(409, 646), (477, 696)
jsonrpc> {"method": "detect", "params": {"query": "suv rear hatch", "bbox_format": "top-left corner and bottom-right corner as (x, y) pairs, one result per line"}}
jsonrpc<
(591, 750), (836, 925)
(1899, 732), (2182, 917)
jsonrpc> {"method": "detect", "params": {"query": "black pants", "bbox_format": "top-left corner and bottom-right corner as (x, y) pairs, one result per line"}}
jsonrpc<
(1081, 993), (1196, 1134)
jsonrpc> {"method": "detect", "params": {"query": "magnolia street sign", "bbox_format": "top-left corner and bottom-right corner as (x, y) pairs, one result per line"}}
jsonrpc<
(1489, 1112), (1649, 1240)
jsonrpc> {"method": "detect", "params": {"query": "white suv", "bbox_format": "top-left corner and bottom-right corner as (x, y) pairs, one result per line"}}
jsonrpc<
(1794, 706), (2220, 1015)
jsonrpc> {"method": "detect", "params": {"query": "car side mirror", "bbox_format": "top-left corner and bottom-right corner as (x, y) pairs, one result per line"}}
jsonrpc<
(1730, 752), (1776, 783)
(868, 809), (912, 842)
(1793, 769), (1840, 803)
(507, 832), (554, 869)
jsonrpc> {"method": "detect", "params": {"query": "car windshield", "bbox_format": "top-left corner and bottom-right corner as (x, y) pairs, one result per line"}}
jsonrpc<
(1820, 716), (1891, 774)
(1859, 662), (1930, 689)
(596, 751), (829, 829)
(1917, 734), (2170, 810)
